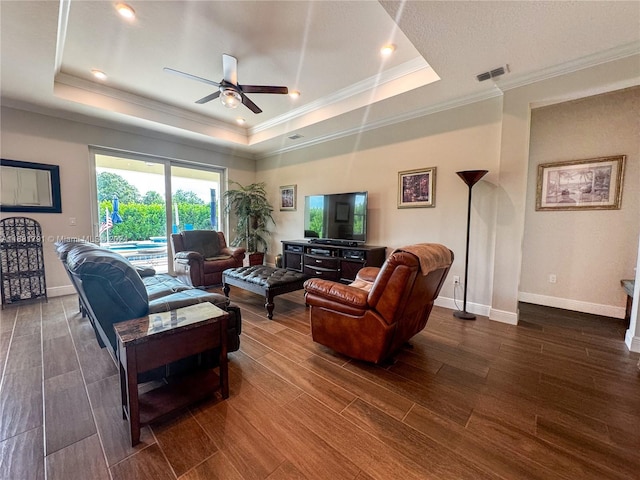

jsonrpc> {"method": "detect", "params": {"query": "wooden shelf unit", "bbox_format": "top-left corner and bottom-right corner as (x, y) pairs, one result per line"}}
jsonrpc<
(281, 240), (386, 283)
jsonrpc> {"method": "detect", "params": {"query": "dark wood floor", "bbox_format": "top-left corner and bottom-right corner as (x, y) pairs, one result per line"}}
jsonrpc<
(1, 290), (639, 480)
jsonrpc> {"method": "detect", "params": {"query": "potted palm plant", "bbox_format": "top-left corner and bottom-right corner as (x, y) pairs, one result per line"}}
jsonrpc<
(223, 181), (275, 266)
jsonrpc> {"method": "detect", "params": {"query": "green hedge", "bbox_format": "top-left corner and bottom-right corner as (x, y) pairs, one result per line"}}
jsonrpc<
(99, 201), (216, 241)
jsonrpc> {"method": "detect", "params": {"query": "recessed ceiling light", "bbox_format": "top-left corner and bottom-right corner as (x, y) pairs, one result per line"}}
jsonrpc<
(236, 118), (246, 125)
(380, 44), (396, 56)
(115, 3), (135, 19)
(289, 90), (301, 99)
(91, 69), (107, 81)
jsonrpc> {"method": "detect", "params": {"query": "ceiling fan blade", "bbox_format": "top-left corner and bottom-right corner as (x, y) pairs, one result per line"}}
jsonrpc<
(240, 85), (289, 95)
(240, 93), (262, 114)
(222, 54), (238, 85)
(195, 91), (221, 104)
(163, 67), (220, 88)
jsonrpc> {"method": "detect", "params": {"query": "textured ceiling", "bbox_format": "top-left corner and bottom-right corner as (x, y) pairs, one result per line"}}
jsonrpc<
(1, 1), (639, 158)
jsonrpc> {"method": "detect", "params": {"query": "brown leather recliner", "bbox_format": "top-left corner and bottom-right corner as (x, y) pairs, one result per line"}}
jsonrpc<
(171, 230), (245, 287)
(304, 244), (453, 364)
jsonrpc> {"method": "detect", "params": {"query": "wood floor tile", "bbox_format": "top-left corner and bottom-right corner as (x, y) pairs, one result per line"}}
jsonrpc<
(14, 308), (42, 338)
(192, 399), (285, 480)
(3, 295), (638, 480)
(466, 410), (614, 480)
(535, 415), (640, 479)
(257, 351), (356, 413)
(87, 374), (155, 467)
(243, 322), (313, 364)
(404, 403), (564, 480)
(179, 451), (245, 480)
(44, 368), (96, 455)
(300, 353), (414, 421)
(4, 331), (41, 373)
(344, 359), (474, 426)
(0, 365), (42, 441)
(265, 460), (309, 480)
(230, 351), (303, 406)
(285, 393), (429, 480)
(45, 433), (109, 480)
(152, 411), (219, 477)
(0, 426), (44, 480)
(342, 397), (498, 479)
(43, 334), (80, 380)
(109, 443), (175, 480)
(66, 314), (118, 384)
(221, 380), (360, 480)
(0, 307), (17, 333)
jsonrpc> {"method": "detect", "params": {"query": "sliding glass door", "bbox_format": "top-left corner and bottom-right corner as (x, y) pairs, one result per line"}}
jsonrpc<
(92, 150), (223, 274)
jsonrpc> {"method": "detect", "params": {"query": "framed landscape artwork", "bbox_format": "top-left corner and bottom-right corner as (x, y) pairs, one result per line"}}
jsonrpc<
(536, 155), (626, 211)
(398, 167), (436, 208)
(279, 184), (296, 211)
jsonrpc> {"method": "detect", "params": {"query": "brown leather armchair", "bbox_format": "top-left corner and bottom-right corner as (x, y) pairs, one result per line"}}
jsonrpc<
(171, 230), (245, 287)
(304, 244), (453, 364)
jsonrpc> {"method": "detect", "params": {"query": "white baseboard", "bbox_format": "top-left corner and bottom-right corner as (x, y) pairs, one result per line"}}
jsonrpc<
(435, 296), (491, 318)
(625, 330), (640, 353)
(489, 308), (519, 325)
(518, 292), (625, 319)
(48, 285), (76, 298)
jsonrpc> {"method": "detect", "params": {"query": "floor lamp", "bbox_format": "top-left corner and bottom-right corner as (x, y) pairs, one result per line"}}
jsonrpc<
(453, 170), (488, 320)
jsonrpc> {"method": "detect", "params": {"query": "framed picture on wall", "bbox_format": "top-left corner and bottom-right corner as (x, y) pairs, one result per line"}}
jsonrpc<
(535, 155), (626, 211)
(397, 167), (436, 208)
(279, 184), (297, 211)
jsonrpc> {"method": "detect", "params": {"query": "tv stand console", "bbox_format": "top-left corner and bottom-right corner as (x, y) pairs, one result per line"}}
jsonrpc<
(281, 240), (386, 283)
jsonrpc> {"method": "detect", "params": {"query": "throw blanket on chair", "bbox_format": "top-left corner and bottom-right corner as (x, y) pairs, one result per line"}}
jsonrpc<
(183, 230), (221, 259)
(393, 243), (452, 275)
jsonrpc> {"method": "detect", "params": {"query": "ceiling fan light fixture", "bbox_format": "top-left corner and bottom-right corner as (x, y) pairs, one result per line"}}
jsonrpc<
(115, 3), (135, 19)
(289, 90), (301, 99)
(236, 117), (246, 125)
(220, 89), (242, 109)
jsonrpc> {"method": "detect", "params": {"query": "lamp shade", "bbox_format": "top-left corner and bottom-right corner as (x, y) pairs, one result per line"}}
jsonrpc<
(456, 170), (488, 187)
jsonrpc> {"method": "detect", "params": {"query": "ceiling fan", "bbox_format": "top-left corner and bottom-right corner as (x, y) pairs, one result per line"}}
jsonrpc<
(164, 54), (288, 114)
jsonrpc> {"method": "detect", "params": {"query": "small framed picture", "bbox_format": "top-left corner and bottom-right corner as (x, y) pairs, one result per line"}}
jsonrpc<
(398, 167), (436, 208)
(279, 184), (297, 211)
(536, 155), (626, 211)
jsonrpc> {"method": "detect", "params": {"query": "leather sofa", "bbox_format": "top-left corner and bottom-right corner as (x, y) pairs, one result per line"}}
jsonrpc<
(55, 239), (242, 379)
(304, 244), (453, 364)
(171, 230), (245, 287)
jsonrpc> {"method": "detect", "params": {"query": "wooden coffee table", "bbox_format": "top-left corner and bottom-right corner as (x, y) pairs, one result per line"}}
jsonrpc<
(114, 302), (229, 446)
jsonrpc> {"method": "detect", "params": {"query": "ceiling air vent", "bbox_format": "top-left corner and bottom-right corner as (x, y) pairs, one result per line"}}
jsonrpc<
(476, 64), (510, 82)
(288, 134), (303, 140)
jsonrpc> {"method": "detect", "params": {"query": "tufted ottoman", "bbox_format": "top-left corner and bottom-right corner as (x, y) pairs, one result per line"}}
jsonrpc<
(222, 266), (309, 319)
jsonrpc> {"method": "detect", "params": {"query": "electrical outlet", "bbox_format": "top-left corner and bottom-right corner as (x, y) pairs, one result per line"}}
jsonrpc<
(453, 275), (460, 285)
(548, 274), (557, 284)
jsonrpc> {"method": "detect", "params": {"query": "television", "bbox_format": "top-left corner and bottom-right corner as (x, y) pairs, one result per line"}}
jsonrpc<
(304, 191), (368, 245)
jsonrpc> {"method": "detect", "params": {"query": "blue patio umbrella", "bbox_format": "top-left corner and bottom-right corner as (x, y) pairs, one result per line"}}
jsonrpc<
(111, 196), (124, 224)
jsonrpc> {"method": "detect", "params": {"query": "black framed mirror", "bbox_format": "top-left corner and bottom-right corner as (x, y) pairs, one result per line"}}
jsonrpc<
(0, 159), (62, 213)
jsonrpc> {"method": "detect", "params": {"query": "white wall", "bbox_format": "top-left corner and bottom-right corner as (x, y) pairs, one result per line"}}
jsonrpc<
(0, 107), (255, 297)
(259, 97), (504, 314)
(521, 87), (640, 318)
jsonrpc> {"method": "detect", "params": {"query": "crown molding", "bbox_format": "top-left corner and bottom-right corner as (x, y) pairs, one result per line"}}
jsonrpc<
(498, 41), (640, 91)
(249, 57), (431, 136)
(54, 73), (245, 138)
(257, 87), (503, 159)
